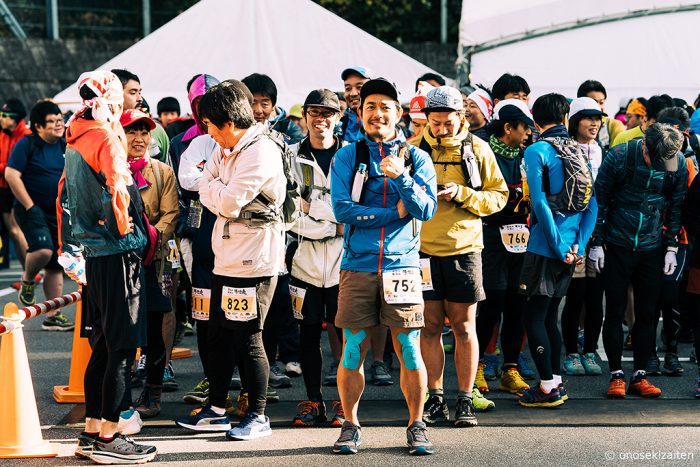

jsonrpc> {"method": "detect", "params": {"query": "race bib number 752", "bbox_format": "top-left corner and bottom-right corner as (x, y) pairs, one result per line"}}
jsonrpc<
(382, 268), (422, 304)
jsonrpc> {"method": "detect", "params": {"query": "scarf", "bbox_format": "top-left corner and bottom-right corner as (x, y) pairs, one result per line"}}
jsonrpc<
(489, 134), (520, 159)
(67, 70), (124, 127)
(128, 154), (151, 190)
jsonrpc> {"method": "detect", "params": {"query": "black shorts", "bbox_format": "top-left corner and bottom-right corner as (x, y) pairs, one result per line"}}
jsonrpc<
(481, 225), (526, 291)
(84, 251), (147, 351)
(289, 276), (338, 325)
(0, 188), (14, 213)
(209, 274), (277, 331)
(420, 252), (486, 303)
(13, 204), (61, 270)
(518, 252), (574, 298)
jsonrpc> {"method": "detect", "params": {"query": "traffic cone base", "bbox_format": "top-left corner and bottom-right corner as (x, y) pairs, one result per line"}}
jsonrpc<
(53, 385), (85, 404)
(171, 347), (193, 359)
(0, 303), (58, 458)
(53, 294), (90, 404)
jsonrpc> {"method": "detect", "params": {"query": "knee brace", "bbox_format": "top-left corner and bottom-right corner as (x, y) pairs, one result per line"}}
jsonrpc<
(397, 329), (422, 370)
(342, 329), (367, 370)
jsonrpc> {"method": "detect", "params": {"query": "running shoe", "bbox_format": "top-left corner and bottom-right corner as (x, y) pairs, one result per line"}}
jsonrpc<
(226, 412), (272, 441)
(324, 360), (339, 387)
(333, 421), (361, 454)
(454, 397), (478, 427)
(370, 361), (394, 386)
(236, 392), (249, 418)
(131, 354), (147, 389)
(663, 352), (684, 376)
(182, 320), (195, 336)
(11, 273), (42, 291)
(117, 407), (143, 436)
(90, 434), (157, 465)
(230, 367), (242, 390)
(517, 385), (564, 408)
(285, 361), (302, 377)
(41, 312), (74, 331)
(695, 377), (700, 399)
(483, 354), (500, 380)
(163, 361), (179, 391)
(406, 421), (434, 455)
(269, 364), (292, 388)
(518, 353), (536, 380)
(330, 400), (345, 428)
(645, 354), (662, 376)
(475, 362), (489, 393)
(292, 400), (327, 427)
(471, 387), (495, 411)
(18, 280), (36, 306)
(581, 353), (602, 375)
(183, 378), (209, 404)
(135, 386), (161, 419)
(422, 394), (449, 425)
(75, 432), (97, 459)
(499, 367), (530, 394)
(564, 354), (585, 376)
(189, 394), (235, 417)
(558, 383), (568, 402)
(176, 404), (231, 432)
(266, 387), (280, 403)
(628, 376), (662, 398)
(607, 374), (626, 399)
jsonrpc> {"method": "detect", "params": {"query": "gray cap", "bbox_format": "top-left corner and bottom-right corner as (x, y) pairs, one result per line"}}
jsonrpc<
(303, 89), (340, 112)
(423, 86), (464, 112)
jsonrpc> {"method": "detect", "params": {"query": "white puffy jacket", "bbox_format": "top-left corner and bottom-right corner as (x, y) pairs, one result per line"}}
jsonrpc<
(289, 138), (344, 288)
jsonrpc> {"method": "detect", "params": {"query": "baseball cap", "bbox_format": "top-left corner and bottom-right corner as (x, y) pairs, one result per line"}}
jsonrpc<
(359, 78), (399, 104)
(569, 97), (606, 119)
(492, 99), (535, 128)
(422, 86), (464, 113)
(341, 66), (372, 81)
(303, 89), (341, 112)
(409, 81), (435, 121)
(288, 104), (303, 119)
(120, 109), (156, 130)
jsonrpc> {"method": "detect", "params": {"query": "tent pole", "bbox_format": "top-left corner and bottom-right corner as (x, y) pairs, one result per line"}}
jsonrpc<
(440, 0), (447, 44)
(46, 0), (58, 40)
(142, 0), (151, 37)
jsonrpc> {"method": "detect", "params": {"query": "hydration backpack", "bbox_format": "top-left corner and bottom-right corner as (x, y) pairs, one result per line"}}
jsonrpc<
(540, 136), (593, 212)
(419, 134), (482, 190)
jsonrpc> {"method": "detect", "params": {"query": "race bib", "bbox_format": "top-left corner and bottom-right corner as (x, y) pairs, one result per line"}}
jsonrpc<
(221, 286), (257, 321)
(499, 224), (530, 253)
(191, 287), (211, 321)
(420, 258), (434, 291)
(289, 285), (306, 320)
(167, 239), (181, 269)
(382, 268), (422, 304)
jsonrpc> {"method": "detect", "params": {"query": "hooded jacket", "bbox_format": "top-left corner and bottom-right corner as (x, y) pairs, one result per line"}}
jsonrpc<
(340, 108), (363, 143)
(57, 118), (146, 257)
(409, 123), (508, 256)
(269, 107), (304, 144)
(0, 119), (31, 189)
(330, 131), (437, 273)
(289, 137), (344, 287)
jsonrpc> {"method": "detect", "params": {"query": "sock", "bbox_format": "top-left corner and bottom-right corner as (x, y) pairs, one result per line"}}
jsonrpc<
(457, 390), (471, 399)
(210, 405), (226, 415)
(633, 369), (646, 379)
(428, 388), (444, 397)
(610, 370), (624, 379)
(553, 374), (562, 386)
(83, 431), (99, 438)
(98, 435), (115, 442)
(540, 379), (557, 393)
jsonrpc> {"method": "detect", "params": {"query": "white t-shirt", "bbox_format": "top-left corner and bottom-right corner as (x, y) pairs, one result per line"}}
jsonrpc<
(579, 141), (603, 181)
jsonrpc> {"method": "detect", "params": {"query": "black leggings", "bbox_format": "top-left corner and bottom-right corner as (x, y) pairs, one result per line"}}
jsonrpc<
(687, 293), (700, 370)
(196, 319), (209, 378)
(476, 288), (524, 364)
(263, 274), (300, 365)
(561, 276), (605, 355)
(655, 279), (682, 354)
(143, 311), (167, 386)
(523, 295), (563, 381)
(299, 322), (342, 401)
(84, 334), (136, 422)
(208, 325), (267, 415)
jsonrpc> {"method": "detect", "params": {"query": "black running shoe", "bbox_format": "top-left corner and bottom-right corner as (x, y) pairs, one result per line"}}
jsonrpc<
(645, 354), (662, 376)
(663, 352), (684, 376)
(422, 394), (449, 425)
(454, 397), (478, 427)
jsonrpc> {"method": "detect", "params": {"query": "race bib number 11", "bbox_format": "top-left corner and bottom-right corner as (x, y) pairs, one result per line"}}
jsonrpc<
(191, 287), (211, 321)
(221, 286), (257, 321)
(382, 268), (422, 304)
(289, 285), (306, 320)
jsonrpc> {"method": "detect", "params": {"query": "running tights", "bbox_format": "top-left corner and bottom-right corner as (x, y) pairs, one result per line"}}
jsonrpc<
(299, 322), (342, 401)
(523, 295), (563, 381)
(561, 276), (604, 355)
(144, 311), (167, 386)
(476, 288), (524, 364)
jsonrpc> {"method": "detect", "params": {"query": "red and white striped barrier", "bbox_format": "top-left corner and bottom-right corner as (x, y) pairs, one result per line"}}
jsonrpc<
(0, 291), (82, 335)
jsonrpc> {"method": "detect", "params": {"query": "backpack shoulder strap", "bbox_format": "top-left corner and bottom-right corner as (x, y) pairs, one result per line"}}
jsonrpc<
(418, 137), (432, 157)
(354, 140), (370, 171)
(623, 140), (638, 185)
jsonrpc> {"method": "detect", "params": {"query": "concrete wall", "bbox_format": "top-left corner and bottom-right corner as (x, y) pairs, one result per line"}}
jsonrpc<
(0, 38), (457, 110)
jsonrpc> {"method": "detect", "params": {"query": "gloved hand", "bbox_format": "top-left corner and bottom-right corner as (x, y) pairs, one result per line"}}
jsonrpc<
(588, 246), (605, 274)
(663, 250), (677, 276)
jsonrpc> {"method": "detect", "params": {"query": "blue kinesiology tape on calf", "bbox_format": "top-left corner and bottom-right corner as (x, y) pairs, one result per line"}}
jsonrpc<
(342, 329), (367, 370)
(397, 330), (422, 370)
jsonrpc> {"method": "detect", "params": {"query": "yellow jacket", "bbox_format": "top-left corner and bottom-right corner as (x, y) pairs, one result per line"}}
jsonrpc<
(410, 122), (507, 256)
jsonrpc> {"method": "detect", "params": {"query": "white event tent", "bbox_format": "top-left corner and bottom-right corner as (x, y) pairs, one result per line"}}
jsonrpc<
(54, 0), (438, 113)
(458, 0), (700, 110)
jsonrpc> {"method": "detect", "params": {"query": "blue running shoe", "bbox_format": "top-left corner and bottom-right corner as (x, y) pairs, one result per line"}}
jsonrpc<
(407, 420), (434, 455)
(517, 385), (564, 408)
(483, 354), (500, 380)
(333, 421), (361, 454)
(226, 412), (272, 440)
(518, 353), (536, 380)
(175, 404), (231, 432)
(564, 354), (585, 376)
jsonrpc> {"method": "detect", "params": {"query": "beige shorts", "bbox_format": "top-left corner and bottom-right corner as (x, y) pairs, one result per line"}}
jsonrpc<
(335, 270), (424, 329)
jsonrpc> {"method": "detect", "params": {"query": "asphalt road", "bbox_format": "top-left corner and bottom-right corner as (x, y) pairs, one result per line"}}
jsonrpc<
(1, 265), (699, 466)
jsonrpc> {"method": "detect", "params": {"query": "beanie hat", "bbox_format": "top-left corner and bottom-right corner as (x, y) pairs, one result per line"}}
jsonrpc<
(466, 88), (493, 120)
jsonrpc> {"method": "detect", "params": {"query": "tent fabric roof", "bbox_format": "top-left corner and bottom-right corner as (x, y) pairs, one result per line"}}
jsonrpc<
(459, 0), (700, 110)
(55, 0), (437, 113)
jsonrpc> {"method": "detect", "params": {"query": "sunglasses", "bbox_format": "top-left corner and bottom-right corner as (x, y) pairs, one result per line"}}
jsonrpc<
(306, 108), (337, 119)
(0, 112), (17, 118)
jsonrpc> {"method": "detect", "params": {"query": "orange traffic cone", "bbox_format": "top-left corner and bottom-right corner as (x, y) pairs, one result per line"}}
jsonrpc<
(53, 296), (91, 403)
(172, 347), (193, 359)
(0, 302), (58, 458)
